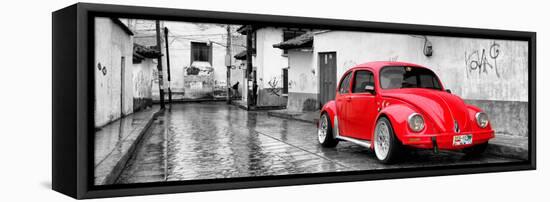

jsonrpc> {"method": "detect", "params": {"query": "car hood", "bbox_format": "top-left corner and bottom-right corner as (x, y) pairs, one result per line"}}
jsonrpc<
(382, 88), (472, 133)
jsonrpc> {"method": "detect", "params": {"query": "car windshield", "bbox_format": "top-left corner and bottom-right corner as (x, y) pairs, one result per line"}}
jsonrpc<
(380, 66), (442, 90)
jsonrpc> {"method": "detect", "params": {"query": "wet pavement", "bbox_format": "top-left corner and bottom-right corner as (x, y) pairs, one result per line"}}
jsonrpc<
(116, 102), (520, 184)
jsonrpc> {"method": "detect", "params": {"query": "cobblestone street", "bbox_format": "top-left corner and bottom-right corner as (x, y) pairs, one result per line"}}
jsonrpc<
(116, 102), (520, 184)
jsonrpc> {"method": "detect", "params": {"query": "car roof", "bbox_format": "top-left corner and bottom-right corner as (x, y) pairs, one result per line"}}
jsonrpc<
(350, 61), (428, 72)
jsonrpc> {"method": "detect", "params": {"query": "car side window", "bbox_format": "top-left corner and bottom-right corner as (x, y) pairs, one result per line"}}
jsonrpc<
(352, 70), (375, 93)
(339, 72), (352, 94)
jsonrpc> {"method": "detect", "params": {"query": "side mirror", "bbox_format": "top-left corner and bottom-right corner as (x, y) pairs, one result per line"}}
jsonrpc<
(446, 89), (452, 93)
(365, 85), (376, 95)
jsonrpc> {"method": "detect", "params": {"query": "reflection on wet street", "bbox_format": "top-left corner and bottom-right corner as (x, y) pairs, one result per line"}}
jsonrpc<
(116, 102), (519, 184)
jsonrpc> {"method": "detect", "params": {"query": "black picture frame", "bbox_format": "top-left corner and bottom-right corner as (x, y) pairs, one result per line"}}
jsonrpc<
(52, 2), (536, 199)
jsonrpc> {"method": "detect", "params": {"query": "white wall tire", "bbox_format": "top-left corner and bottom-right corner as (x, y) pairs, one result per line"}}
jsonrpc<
(373, 117), (401, 163)
(318, 113), (339, 147)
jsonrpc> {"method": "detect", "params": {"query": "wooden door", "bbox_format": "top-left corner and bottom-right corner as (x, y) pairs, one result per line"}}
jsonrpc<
(319, 52), (337, 107)
(120, 56), (125, 116)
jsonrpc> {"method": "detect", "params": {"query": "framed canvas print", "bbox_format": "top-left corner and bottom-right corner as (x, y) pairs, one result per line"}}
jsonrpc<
(52, 3), (536, 199)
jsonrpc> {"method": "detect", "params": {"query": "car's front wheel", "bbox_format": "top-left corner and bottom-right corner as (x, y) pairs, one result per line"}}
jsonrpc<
(318, 113), (339, 147)
(373, 117), (402, 163)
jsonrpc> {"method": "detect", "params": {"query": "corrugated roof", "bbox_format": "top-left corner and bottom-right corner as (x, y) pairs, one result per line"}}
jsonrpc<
(133, 43), (161, 59)
(234, 50), (247, 60)
(234, 49), (256, 60)
(273, 32), (314, 50)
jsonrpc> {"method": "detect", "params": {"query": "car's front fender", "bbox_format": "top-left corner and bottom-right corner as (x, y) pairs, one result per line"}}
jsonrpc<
(376, 100), (440, 142)
(320, 100), (337, 127)
(376, 103), (415, 141)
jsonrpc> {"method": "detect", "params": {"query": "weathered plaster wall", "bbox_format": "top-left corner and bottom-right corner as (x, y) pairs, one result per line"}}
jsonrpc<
(465, 100), (528, 137)
(287, 50), (317, 111)
(94, 18), (134, 128)
(288, 50), (316, 93)
(310, 31), (529, 136)
(313, 31), (528, 102)
(132, 59), (154, 111)
(255, 28), (288, 106)
(126, 19), (168, 102)
(234, 59), (250, 104)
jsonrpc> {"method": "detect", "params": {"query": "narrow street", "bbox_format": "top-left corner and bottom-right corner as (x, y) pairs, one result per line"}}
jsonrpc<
(116, 102), (519, 184)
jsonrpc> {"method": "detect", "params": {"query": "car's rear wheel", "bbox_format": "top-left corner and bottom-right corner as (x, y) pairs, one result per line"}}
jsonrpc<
(373, 117), (401, 163)
(318, 113), (339, 147)
(462, 142), (488, 157)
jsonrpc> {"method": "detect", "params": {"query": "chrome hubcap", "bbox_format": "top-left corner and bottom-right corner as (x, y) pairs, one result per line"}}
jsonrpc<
(318, 115), (328, 143)
(374, 121), (390, 160)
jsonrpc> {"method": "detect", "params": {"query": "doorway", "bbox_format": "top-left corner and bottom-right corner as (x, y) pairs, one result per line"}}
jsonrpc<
(318, 52), (337, 107)
(120, 56), (125, 116)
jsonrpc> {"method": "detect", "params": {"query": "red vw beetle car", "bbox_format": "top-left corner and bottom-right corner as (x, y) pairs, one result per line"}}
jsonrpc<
(317, 61), (494, 163)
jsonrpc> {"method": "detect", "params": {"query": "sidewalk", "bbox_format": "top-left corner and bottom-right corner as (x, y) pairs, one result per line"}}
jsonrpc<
(94, 105), (162, 185)
(232, 100), (287, 111)
(267, 109), (320, 124)
(267, 109), (528, 160)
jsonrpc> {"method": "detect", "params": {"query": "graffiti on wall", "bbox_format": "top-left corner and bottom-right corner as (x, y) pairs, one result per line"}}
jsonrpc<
(298, 73), (308, 91)
(465, 41), (501, 78)
(343, 60), (357, 69)
(289, 70), (316, 92)
(266, 76), (282, 96)
(133, 71), (151, 98)
(185, 66), (214, 75)
(152, 69), (159, 84)
(288, 80), (297, 90)
(97, 63), (107, 76)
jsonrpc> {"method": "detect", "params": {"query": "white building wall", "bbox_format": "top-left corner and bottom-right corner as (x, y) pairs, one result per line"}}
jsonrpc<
(94, 18), (134, 128)
(285, 49), (318, 111)
(255, 28), (288, 89)
(313, 31), (528, 102)
(254, 28), (288, 106)
(288, 50), (315, 94)
(132, 59), (154, 100)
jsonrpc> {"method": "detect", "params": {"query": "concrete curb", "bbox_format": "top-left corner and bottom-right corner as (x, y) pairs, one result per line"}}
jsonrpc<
(267, 111), (317, 124)
(99, 108), (164, 185)
(486, 140), (528, 160)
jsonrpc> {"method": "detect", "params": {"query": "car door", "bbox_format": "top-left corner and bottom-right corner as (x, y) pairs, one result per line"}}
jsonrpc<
(335, 71), (353, 136)
(346, 70), (377, 140)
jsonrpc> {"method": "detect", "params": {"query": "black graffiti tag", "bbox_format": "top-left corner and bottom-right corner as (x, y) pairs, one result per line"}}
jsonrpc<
(266, 77), (282, 96)
(97, 63), (107, 76)
(465, 41), (501, 78)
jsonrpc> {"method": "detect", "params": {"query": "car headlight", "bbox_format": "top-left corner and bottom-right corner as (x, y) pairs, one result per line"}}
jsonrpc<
(476, 112), (489, 128)
(408, 113), (425, 132)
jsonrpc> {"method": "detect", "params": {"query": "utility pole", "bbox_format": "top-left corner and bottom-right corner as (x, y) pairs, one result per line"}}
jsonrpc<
(246, 25), (253, 109)
(155, 20), (165, 109)
(225, 25), (232, 104)
(164, 27), (172, 104)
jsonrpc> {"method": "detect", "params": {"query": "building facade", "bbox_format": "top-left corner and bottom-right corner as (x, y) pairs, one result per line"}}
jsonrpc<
(277, 30), (529, 137)
(237, 26), (311, 108)
(126, 20), (245, 101)
(94, 18), (134, 128)
(132, 43), (161, 111)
